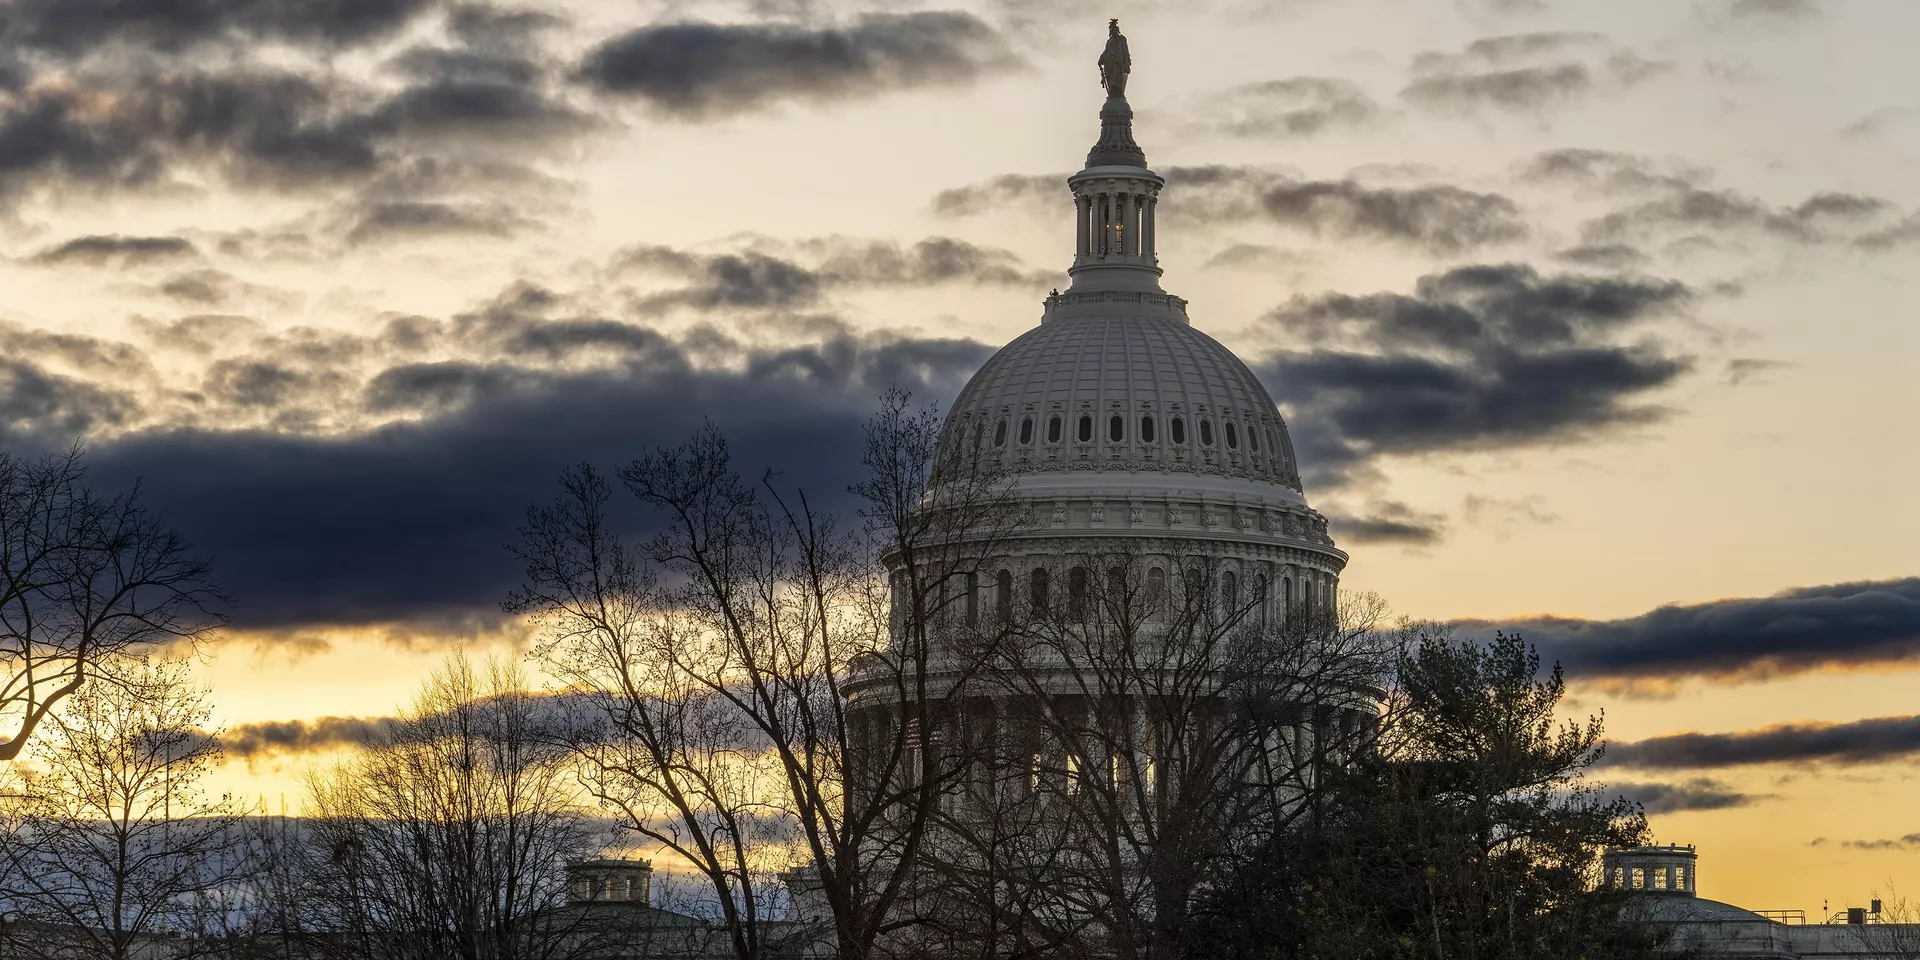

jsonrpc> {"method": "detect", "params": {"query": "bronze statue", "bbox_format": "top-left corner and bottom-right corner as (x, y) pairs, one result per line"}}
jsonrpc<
(1098, 19), (1130, 100)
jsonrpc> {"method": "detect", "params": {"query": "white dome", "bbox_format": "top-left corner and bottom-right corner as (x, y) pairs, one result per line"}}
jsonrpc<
(941, 296), (1303, 499)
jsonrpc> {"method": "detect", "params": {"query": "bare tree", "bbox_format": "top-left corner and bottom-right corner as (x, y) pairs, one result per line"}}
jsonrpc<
(510, 389), (1021, 960)
(0, 658), (249, 960)
(1851, 885), (1920, 960)
(294, 654), (601, 960)
(0, 448), (225, 760)
(917, 551), (1393, 960)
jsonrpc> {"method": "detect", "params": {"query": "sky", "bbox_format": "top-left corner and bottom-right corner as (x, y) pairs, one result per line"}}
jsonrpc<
(1, 0), (1916, 917)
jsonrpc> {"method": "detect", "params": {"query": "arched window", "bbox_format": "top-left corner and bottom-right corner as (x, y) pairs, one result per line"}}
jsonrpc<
(1147, 566), (1166, 613)
(1109, 415), (1124, 442)
(1107, 567), (1127, 607)
(1030, 567), (1050, 615)
(996, 569), (1013, 621)
(965, 572), (978, 624)
(1249, 425), (1259, 452)
(1140, 416), (1156, 442)
(1068, 566), (1089, 621)
(1184, 567), (1207, 609)
(1199, 419), (1215, 446)
(1019, 417), (1034, 444)
(1048, 416), (1063, 444)
(1254, 574), (1270, 625)
(1282, 576), (1294, 617)
(1077, 415), (1093, 443)
(1222, 571), (1239, 617)
(1170, 417), (1186, 444)
(994, 419), (1008, 447)
(1225, 422), (1239, 449)
(890, 571), (906, 635)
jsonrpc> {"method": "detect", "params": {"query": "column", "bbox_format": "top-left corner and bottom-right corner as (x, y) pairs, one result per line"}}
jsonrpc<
(1105, 192), (1118, 255)
(1143, 196), (1156, 259)
(1122, 192), (1137, 258)
(1075, 195), (1090, 257)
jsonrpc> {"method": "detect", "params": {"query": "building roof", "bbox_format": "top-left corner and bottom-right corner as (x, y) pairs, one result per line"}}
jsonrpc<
(940, 313), (1304, 498)
(1626, 892), (1778, 924)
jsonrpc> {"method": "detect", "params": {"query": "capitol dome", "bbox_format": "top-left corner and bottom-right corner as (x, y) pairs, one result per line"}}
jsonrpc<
(943, 306), (1304, 497)
(927, 35), (1341, 570)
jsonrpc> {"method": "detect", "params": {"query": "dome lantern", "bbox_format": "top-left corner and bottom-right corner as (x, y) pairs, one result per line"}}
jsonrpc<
(1061, 20), (1170, 300)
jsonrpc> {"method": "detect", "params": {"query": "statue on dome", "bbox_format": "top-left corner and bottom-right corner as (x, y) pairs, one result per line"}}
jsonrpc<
(1098, 19), (1130, 100)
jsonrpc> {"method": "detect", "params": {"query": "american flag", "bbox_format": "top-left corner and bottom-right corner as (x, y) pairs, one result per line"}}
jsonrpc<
(903, 718), (941, 750)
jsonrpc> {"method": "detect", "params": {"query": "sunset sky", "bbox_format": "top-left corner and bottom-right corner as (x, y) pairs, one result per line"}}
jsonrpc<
(1, 0), (1915, 917)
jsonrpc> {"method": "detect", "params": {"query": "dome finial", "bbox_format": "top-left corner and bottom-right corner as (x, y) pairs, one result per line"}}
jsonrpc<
(1087, 21), (1145, 168)
(1099, 20), (1130, 101)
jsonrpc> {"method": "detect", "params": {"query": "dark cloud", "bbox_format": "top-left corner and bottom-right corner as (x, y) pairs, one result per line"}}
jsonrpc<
(1461, 578), (1920, 688)
(448, 3), (567, 47)
(1613, 778), (1771, 814)
(367, 79), (595, 142)
(27, 234), (200, 267)
(1604, 715), (1920, 771)
(1836, 833), (1920, 852)
(6, 277), (995, 632)
(343, 200), (539, 244)
(0, 358), (144, 442)
(1553, 244), (1651, 270)
(931, 174), (1063, 218)
(577, 12), (1018, 119)
(806, 236), (1055, 287)
(1404, 64), (1592, 112)
(1184, 77), (1379, 139)
(1724, 357), (1792, 386)
(158, 270), (240, 305)
(1517, 148), (1701, 195)
(1260, 180), (1528, 254)
(933, 166), (1528, 255)
(222, 715), (404, 758)
(1519, 149), (1901, 249)
(1404, 34), (1667, 114)
(6, 0), (436, 55)
(618, 236), (1051, 311)
(133, 314), (268, 354)
(1449, 32), (1606, 66)
(1254, 263), (1692, 485)
(0, 16), (590, 214)
(1583, 188), (1895, 247)
(1728, 0), (1821, 20)
(1325, 502), (1446, 545)
(1856, 215), (1920, 251)
(1200, 244), (1320, 276)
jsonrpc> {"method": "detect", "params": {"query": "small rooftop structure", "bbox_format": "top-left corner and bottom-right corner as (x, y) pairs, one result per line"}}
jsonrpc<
(566, 858), (652, 906)
(1617, 843), (1920, 960)
(1606, 844), (1699, 895)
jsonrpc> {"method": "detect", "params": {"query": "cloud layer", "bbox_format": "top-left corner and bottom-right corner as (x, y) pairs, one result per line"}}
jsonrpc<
(1463, 578), (1920, 687)
(578, 13), (1019, 118)
(1255, 262), (1693, 487)
(1604, 714), (1920, 770)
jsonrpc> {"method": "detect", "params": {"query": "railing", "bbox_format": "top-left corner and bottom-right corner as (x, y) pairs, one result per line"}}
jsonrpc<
(1755, 909), (1806, 925)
